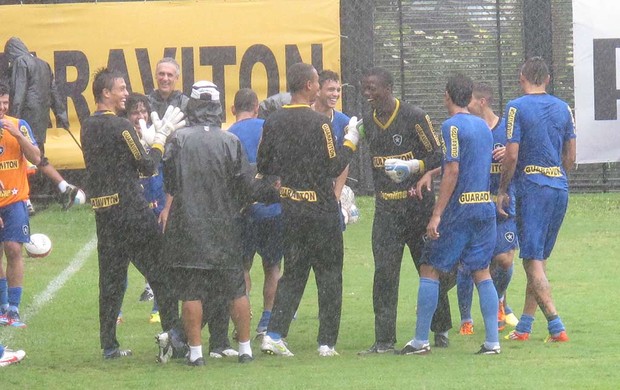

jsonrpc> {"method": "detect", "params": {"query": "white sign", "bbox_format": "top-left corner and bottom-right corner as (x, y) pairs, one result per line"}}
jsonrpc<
(573, 0), (620, 163)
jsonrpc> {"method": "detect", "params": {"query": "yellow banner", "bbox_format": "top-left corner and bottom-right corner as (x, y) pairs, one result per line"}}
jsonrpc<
(0, 0), (341, 168)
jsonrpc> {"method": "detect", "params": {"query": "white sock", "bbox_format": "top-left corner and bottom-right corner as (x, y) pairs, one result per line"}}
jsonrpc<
(189, 345), (203, 361)
(238, 340), (252, 357)
(58, 180), (69, 192)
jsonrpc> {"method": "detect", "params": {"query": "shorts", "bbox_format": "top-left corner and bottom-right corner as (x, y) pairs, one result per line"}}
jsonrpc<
(242, 214), (283, 270)
(0, 201), (30, 243)
(174, 267), (246, 302)
(516, 182), (568, 260)
(422, 216), (496, 273)
(494, 216), (519, 257)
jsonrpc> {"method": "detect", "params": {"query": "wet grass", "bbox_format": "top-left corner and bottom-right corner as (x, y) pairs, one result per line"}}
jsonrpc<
(1, 193), (619, 389)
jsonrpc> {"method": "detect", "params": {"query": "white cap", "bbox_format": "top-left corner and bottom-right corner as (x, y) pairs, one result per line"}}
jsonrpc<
(191, 80), (220, 102)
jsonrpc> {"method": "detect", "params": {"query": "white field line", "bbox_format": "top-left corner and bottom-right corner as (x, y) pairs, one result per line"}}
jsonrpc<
(1, 235), (98, 345)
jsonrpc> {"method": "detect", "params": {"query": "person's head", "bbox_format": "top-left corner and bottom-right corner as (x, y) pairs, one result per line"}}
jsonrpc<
(520, 56), (550, 87)
(316, 70), (342, 110)
(232, 88), (259, 117)
(0, 81), (10, 119)
(445, 74), (473, 109)
(287, 63), (320, 102)
(468, 82), (494, 116)
(125, 93), (151, 130)
(361, 67), (394, 109)
(155, 57), (181, 98)
(92, 67), (129, 113)
(186, 80), (222, 127)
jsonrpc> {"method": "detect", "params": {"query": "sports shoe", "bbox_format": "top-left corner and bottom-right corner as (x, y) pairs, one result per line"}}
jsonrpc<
(155, 331), (173, 363)
(505, 312), (519, 327)
(209, 347), (239, 358)
(238, 354), (254, 363)
(0, 310), (8, 326)
(60, 184), (80, 211)
(358, 342), (395, 355)
(505, 330), (530, 341)
(498, 301), (506, 331)
(318, 345), (340, 357)
(0, 349), (26, 367)
(459, 321), (474, 335)
(103, 348), (132, 359)
(475, 344), (501, 355)
(187, 357), (205, 366)
(149, 312), (161, 324)
(116, 314), (123, 325)
(139, 287), (154, 302)
(544, 330), (569, 343)
(7, 311), (26, 328)
(434, 333), (449, 348)
(261, 335), (294, 357)
(398, 342), (431, 355)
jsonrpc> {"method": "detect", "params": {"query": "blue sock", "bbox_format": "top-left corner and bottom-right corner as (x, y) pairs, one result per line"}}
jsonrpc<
(476, 279), (499, 345)
(456, 269), (474, 322)
(0, 278), (8, 308)
(493, 264), (513, 298)
(8, 287), (22, 310)
(547, 316), (565, 335)
(515, 314), (535, 334)
(414, 278), (439, 345)
(267, 331), (282, 341)
(152, 299), (159, 312)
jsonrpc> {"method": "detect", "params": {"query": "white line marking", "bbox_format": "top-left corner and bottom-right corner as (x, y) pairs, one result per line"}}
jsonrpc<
(1, 235), (97, 344)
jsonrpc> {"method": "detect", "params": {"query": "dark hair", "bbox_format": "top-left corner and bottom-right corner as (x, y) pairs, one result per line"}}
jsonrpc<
(0, 80), (9, 96)
(362, 67), (393, 89)
(472, 82), (494, 105)
(287, 63), (316, 94)
(520, 56), (549, 86)
(125, 93), (151, 117)
(92, 67), (124, 103)
(446, 74), (473, 108)
(233, 88), (258, 113)
(319, 70), (340, 87)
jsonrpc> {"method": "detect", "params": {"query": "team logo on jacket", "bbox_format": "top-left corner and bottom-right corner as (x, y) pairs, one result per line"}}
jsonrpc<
(505, 231), (515, 243)
(0, 146), (4, 155)
(393, 134), (403, 146)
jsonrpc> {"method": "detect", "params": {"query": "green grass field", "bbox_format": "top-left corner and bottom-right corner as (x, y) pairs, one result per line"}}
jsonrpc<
(1, 193), (619, 389)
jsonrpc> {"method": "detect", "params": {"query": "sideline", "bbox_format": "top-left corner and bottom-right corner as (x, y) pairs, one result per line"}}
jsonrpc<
(0, 235), (98, 344)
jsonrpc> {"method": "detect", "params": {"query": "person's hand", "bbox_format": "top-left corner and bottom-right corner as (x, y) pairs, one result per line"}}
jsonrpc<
(493, 146), (506, 163)
(344, 116), (361, 147)
(158, 206), (169, 232)
(415, 171), (433, 200)
(496, 192), (510, 219)
(139, 119), (156, 146)
(384, 158), (420, 183)
(1, 118), (20, 138)
(161, 105), (186, 131)
(426, 214), (441, 240)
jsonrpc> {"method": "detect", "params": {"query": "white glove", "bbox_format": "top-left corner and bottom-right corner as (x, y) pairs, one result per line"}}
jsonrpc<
(384, 158), (421, 183)
(139, 119), (156, 146)
(344, 116), (361, 147)
(161, 105), (186, 130)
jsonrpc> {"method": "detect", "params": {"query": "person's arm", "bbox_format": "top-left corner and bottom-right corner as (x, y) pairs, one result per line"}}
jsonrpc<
(496, 142), (518, 218)
(427, 162), (458, 240)
(2, 119), (41, 165)
(416, 166), (441, 199)
(416, 113), (444, 173)
(49, 67), (70, 129)
(324, 117), (359, 178)
(159, 194), (173, 232)
(9, 62), (28, 118)
(562, 138), (576, 173)
(121, 121), (160, 177)
(334, 165), (349, 201)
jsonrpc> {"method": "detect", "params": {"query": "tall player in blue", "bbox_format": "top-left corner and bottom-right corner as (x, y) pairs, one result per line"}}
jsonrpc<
(498, 57), (575, 343)
(400, 74), (500, 355)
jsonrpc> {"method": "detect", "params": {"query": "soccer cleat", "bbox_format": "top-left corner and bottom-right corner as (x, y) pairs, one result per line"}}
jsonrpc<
(187, 357), (206, 366)
(498, 302), (506, 331)
(505, 330), (530, 341)
(358, 342), (395, 355)
(0, 349), (26, 367)
(505, 312), (519, 327)
(155, 332), (173, 363)
(459, 321), (475, 335)
(434, 333), (449, 348)
(209, 347), (239, 359)
(261, 335), (294, 357)
(149, 312), (161, 324)
(103, 348), (132, 359)
(0, 310), (8, 326)
(60, 184), (80, 211)
(398, 342), (431, 355)
(475, 344), (501, 355)
(544, 330), (569, 343)
(238, 354), (254, 364)
(7, 311), (26, 328)
(139, 287), (154, 302)
(318, 345), (340, 357)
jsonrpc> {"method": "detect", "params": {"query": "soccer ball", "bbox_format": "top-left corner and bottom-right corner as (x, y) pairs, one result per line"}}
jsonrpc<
(24, 233), (52, 258)
(74, 189), (86, 205)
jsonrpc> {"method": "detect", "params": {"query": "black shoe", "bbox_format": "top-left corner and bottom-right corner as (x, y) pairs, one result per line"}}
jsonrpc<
(103, 348), (132, 359)
(475, 344), (501, 355)
(434, 334), (449, 348)
(397, 343), (431, 355)
(139, 288), (154, 302)
(358, 342), (395, 355)
(238, 354), (254, 363)
(187, 357), (206, 366)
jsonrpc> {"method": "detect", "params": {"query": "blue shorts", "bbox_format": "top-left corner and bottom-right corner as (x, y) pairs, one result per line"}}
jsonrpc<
(0, 201), (30, 244)
(242, 208), (283, 269)
(494, 216), (519, 257)
(422, 216), (496, 273)
(516, 182), (568, 260)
